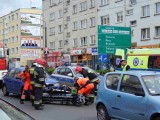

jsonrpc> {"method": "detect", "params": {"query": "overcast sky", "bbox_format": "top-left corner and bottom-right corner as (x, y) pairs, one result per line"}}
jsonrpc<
(0, 0), (42, 17)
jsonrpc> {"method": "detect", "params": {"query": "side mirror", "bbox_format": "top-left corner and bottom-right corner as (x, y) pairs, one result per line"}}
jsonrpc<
(67, 73), (73, 77)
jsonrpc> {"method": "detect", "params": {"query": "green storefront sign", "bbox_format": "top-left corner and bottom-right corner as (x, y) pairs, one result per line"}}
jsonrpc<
(98, 25), (131, 54)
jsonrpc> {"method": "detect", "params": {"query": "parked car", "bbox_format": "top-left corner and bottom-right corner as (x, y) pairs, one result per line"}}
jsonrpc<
(51, 66), (102, 87)
(2, 67), (60, 96)
(0, 97), (35, 119)
(96, 71), (160, 120)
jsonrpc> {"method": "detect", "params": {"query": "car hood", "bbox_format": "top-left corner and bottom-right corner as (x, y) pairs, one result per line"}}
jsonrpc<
(45, 77), (59, 84)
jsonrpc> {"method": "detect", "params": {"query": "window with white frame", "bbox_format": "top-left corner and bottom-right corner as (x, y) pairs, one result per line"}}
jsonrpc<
(50, 41), (55, 49)
(16, 47), (18, 53)
(80, 1), (87, 11)
(11, 15), (14, 21)
(142, 5), (150, 17)
(12, 37), (14, 42)
(73, 21), (78, 30)
(73, 38), (78, 47)
(90, 0), (95, 8)
(101, 15), (110, 25)
(50, 27), (55, 35)
(100, 0), (108, 6)
(80, 19), (87, 29)
(64, 23), (68, 29)
(12, 48), (14, 54)
(58, 25), (62, 33)
(50, 12), (55, 21)
(12, 26), (14, 32)
(15, 36), (18, 42)
(50, 0), (56, 6)
(15, 24), (18, 31)
(66, 16), (70, 21)
(116, 12), (123, 23)
(59, 40), (63, 48)
(90, 17), (96, 27)
(90, 35), (96, 44)
(16, 13), (18, 19)
(130, 20), (137, 26)
(81, 37), (87, 46)
(59, 10), (63, 18)
(73, 5), (77, 14)
(156, 2), (160, 14)
(130, 0), (136, 5)
(141, 28), (150, 40)
(155, 26), (160, 37)
(126, 9), (133, 15)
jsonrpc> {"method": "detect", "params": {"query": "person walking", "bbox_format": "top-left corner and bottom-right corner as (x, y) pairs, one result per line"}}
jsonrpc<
(18, 65), (33, 104)
(33, 58), (46, 110)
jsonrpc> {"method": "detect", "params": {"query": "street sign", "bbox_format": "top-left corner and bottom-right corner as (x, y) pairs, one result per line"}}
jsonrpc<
(98, 25), (131, 54)
(98, 54), (107, 62)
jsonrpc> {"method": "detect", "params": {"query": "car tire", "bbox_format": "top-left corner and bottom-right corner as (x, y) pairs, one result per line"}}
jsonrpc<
(2, 85), (9, 96)
(97, 105), (110, 120)
(154, 117), (160, 120)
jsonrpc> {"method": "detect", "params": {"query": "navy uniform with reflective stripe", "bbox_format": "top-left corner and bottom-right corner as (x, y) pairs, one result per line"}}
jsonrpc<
(29, 67), (35, 101)
(33, 67), (45, 110)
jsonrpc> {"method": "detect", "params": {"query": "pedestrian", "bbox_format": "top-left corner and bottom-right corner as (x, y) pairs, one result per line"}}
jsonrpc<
(18, 65), (33, 104)
(120, 60), (130, 71)
(102, 63), (107, 70)
(33, 58), (46, 110)
(96, 64), (100, 70)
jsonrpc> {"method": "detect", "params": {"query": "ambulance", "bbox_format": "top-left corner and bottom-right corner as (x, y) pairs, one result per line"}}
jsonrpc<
(114, 48), (160, 71)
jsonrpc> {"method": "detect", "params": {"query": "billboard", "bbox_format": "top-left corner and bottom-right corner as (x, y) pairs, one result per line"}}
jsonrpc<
(20, 49), (41, 58)
(98, 25), (131, 54)
(21, 14), (40, 25)
(21, 25), (41, 36)
(21, 37), (41, 48)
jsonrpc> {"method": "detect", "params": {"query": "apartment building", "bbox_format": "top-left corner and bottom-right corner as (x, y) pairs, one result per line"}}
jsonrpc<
(98, 0), (160, 48)
(0, 8), (42, 67)
(43, 0), (98, 68)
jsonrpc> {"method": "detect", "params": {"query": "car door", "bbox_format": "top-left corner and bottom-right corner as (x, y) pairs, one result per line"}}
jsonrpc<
(64, 68), (74, 87)
(6, 69), (16, 92)
(12, 68), (23, 94)
(115, 74), (147, 120)
(104, 73), (122, 116)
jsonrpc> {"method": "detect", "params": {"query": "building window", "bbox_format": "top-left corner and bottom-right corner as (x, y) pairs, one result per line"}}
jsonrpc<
(80, 19), (87, 29)
(90, 17), (96, 27)
(15, 36), (18, 42)
(50, 27), (55, 35)
(142, 5), (150, 17)
(50, 12), (55, 21)
(66, 16), (70, 22)
(12, 37), (14, 42)
(50, 0), (56, 6)
(116, 12), (123, 23)
(16, 47), (18, 53)
(73, 5), (77, 14)
(101, 15), (110, 25)
(155, 26), (160, 37)
(64, 23), (68, 29)
(90, 0), (95, 8)
(156, 2), (160, 14)
(11, 15), (14, 21)
(141, 28), (150, 40)
(81, 37), (87, 46)
(130, 0), (136, 5)
(73, 38), (78, 47)
(59, 40), (63, 48)
(130, 20), (137, 26)
(12, 48), (14, 54)
(58, 10), (63, 18)
(126, 9), (133, 15)
(16, 13), (18, 19)
(80, 1), (87, 11)
(73, 21), (78, 30)
(15, 24), (18, 31)
(100, 0), (108, 6)
(12, 26), (14, 32)
(90, 35), (96, 45)
(50, 42), (55, 49)
(58, 25), (62, 33)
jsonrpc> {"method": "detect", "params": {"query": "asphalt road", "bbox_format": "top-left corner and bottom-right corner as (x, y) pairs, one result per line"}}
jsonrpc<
(0, 91), (97, 120)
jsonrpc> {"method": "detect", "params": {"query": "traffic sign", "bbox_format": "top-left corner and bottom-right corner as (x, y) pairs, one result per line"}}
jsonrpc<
(98, 54), (107, 62)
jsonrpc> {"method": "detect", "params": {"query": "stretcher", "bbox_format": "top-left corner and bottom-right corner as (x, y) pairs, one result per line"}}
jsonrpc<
(42, 86), (94, 106)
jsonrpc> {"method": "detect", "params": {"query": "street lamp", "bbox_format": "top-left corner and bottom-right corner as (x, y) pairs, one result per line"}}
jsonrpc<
(30, 15), (48, 69)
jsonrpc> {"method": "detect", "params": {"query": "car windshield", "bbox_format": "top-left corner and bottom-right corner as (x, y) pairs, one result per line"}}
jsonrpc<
(142, 75), (160, 95)
(0, 99), (34, 120)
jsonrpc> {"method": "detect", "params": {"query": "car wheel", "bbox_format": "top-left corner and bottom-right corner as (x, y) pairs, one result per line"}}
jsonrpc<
(2, 85), (9, 96)
(154, 117), (160, 120)
(97, 105), (110, 120)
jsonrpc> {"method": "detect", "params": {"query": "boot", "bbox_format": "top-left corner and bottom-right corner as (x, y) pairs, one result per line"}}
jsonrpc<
(20, 99), (24, 104)
(31, 100), (34, 106)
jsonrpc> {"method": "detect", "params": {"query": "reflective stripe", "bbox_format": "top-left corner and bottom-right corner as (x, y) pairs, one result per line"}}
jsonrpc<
(30, 81), (35, 84)
(39, 78), (45, 82)
(92, 78), (99, 82)
(123, 65), (128, 71)
(34, 83), (43, 87)
(34, 100), (42, 105)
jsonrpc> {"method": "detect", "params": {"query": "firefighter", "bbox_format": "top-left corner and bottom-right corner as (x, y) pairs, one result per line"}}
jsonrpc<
(29, 63), (36, 106)
(33, 58), (46, 110)
(18, 65), (33, 104)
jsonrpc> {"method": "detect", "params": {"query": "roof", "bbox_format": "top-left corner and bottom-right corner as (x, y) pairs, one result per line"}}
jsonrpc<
(110, 70), (160, 76)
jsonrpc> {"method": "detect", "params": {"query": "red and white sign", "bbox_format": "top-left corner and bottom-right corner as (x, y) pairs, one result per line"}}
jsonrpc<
(21, 49), (41, 58)
(71, 48), (92, 55)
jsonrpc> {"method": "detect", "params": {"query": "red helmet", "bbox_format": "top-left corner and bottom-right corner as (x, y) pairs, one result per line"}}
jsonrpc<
(75, 66), (82, 73)
(34, 58), (46, 67)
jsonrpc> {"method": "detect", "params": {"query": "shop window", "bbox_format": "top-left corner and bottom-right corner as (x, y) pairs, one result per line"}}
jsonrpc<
(148, 56), (160, 69)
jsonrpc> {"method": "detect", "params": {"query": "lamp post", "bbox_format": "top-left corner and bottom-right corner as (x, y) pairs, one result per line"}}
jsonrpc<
(30, 15), (48, 70)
